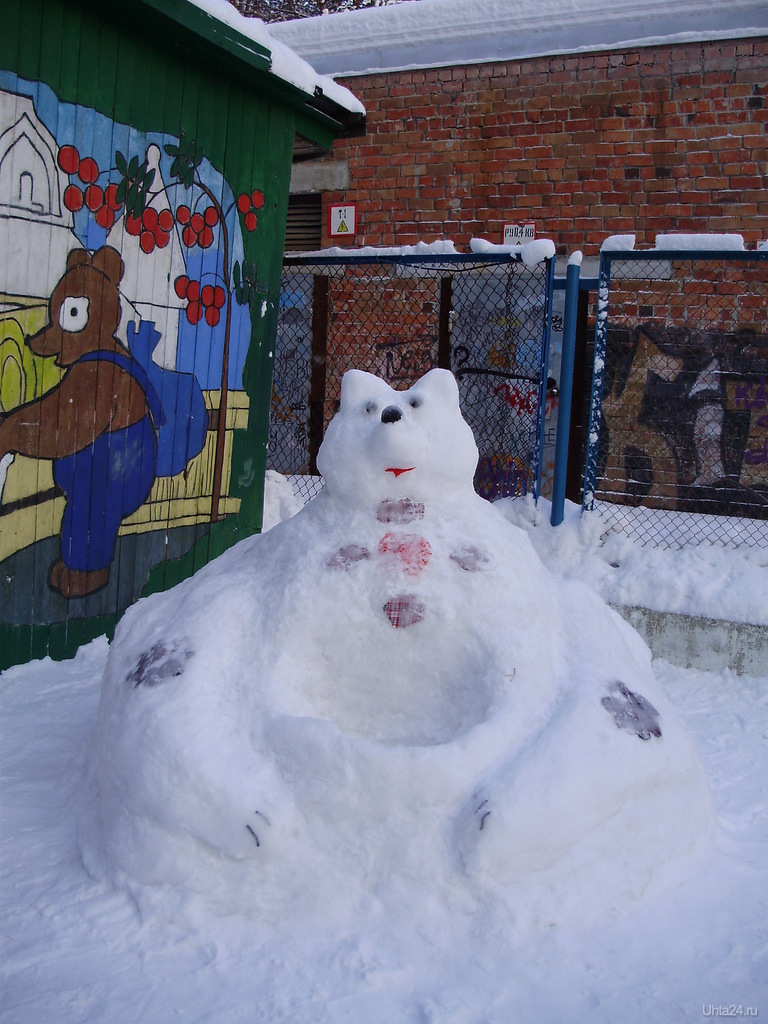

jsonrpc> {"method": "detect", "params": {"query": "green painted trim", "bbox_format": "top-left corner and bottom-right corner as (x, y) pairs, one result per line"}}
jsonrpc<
(130, 0), (272, 73)
(93, 0), (362, 141)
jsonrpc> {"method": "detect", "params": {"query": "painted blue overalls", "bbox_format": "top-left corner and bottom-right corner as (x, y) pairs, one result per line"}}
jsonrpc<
(53, 351), (162, 573)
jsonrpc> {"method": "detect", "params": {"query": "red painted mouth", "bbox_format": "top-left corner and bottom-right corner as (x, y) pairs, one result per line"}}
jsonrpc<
(386, 467), (415, 478)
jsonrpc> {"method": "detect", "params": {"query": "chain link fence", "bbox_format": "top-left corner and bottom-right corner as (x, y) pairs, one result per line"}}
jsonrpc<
(584, 249), (768, 548)
(269, 254), (555, 505)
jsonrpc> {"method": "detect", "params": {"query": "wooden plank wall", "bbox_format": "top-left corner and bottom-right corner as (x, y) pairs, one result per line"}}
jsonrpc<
(0, 0), (294, 668)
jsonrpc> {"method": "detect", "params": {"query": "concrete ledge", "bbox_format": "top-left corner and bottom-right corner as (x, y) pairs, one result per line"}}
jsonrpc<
(612, 604), (768, 677)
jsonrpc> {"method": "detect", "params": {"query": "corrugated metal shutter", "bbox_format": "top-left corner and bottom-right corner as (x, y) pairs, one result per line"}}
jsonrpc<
(285, 193), (322, 252)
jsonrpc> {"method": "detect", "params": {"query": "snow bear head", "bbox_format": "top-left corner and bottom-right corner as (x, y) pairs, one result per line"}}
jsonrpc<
(317, 368), (479, 507)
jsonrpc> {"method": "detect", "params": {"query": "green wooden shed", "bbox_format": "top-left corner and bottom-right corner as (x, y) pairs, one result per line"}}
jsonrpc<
(0, 0), (365, 669)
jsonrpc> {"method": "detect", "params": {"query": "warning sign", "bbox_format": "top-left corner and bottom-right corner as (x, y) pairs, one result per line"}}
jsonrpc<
(329, 204), (357, 237)
(503, 222), (536, 245)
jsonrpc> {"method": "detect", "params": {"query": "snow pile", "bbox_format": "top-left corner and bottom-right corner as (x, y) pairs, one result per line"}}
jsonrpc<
(654, 233), (746, 251)
(292, 238), (554, 263)
(470, 237), (556, 265)
(262, 469), (303, 531)
(601, 233), (636, 251)
(499, 495), (768, 626)
(81, 368), (712, 928)
(296, 239), (460, 258)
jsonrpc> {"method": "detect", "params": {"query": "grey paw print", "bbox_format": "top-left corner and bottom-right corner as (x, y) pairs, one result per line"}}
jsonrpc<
(128, 639), (193, 688)
(602, 681), (662, 740)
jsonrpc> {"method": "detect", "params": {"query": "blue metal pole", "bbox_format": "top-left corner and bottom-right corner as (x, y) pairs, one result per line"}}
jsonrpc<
(550, 254), (581, 526)
(533, 254), (556, 502)
(582, 251), (612, 512)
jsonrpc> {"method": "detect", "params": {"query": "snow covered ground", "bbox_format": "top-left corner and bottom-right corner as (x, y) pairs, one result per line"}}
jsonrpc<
(2, 474), (767, 1023)
(500, 495), (768, 627)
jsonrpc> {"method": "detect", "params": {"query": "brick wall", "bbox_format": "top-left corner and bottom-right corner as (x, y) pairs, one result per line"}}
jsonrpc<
(319, 39), (768, 256)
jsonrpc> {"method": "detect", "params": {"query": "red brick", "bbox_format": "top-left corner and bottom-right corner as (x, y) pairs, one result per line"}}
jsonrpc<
(319, 39), (768, 252)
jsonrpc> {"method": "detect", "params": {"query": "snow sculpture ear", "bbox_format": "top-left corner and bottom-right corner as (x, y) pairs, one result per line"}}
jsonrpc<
(339, 369), (392, 412)
(409, 368), (461, 409)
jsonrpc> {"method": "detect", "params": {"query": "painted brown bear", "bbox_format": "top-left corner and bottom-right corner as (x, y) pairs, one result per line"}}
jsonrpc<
(0, 246), (160, 598)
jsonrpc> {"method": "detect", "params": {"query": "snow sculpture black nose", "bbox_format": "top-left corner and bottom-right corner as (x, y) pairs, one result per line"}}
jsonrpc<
(381, 405), (402, 424)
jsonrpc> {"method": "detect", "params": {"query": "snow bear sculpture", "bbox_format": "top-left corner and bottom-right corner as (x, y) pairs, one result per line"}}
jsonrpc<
(83, 368), (713, 920)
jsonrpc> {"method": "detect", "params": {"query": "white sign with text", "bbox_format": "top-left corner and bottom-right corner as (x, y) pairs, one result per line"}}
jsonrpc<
(503, 222), (536, 245)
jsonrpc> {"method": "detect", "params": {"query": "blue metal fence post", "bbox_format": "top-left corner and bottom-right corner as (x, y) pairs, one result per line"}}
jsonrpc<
(533, 254), (556, 501)
(550, 253), (581, 526)
(582, 251), (612, 511)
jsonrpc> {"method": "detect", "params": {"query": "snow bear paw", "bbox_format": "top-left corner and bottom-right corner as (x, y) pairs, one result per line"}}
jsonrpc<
(601, 680), (662, 740)
(127, 638), (194, 688)
(450, 545), (491, 572)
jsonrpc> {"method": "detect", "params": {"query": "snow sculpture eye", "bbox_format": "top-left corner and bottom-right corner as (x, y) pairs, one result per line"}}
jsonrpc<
(364, 401), (377, 415)
(409, 397), (422, 409)
(59, 296), (90, 333)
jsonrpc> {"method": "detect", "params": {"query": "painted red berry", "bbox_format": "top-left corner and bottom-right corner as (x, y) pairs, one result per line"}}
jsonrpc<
(198, 226), (214, 248)
(204, 206), (219, 226)
(125, 213), (143, 237)
(213, 286), (226, 309)
(190, 212), (205, 234)
(174, 275), (190, 299)
(186, 280), (201, 302)
(237, 193), (251, 214)
(155, 229), (170, 249)
(142, 207), (158, 231)
(95, 206), (116, 229)
(186, 300), (203, 325)
(244, 211), (257, 232)
(251, 190), (265, 209)
(84, 184), (104, 212)
(104, 183), (122, 211)
(63, 184), (84, 212)
(176, 205), (191, 225)
(205, 306), (220, 328)
(158, 209), (174, 232)
(78, 157), (99, 184)
(58, 145), (80, 175)
(140, 230), (156, 254)
(182, 225), (197, 247)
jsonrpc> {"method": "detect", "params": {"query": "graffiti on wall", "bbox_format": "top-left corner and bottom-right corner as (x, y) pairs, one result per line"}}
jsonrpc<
(596, 324), (768, 516)
(0, 78), (264, 614)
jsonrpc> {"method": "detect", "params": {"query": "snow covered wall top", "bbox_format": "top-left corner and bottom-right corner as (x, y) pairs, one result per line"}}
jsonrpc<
(269, 0), (768, 77)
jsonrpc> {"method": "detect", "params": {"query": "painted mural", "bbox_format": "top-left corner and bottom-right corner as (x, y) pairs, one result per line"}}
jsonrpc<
(596, 323), (768, 517)
(0, 77), (264, 617)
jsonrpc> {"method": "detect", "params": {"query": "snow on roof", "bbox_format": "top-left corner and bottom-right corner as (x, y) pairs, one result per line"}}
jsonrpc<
(184, 0), (365, 114)
(269, 0), (768, 77)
